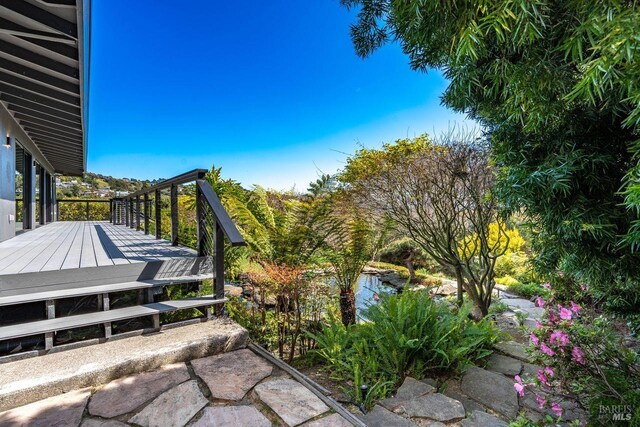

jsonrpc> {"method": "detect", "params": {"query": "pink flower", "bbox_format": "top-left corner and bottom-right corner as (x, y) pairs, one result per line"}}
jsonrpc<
(536, 394), (547, 409)
(550, 330), (570, 347)
(530, 332), (539, 346)
(535, 320), (543, 328)
(580, 283), (588, 291)
(570, 302), (581, 314)
(540, 342), (555, 356)
(513, 375), (525, 397)
(542, 282), (551, 289)
(544, 366), (555, 377)
(373, 293), (380, 302)
(535, 296), (546, 308)
(537, 369), (550, 387)
(571, 346), (586, 365)
(547, 311), (559, 325)
(558, 271), (564, 278)
(551, 402), (563, 417)
(558, 305), (572, 320)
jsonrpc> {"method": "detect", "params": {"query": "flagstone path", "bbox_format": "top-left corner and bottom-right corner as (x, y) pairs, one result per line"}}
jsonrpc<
(0, 348), (355, 427)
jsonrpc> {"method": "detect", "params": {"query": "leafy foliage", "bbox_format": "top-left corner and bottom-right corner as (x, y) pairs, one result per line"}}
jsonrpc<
(340, 0), (640, 319)
(309, 290), (500, 408)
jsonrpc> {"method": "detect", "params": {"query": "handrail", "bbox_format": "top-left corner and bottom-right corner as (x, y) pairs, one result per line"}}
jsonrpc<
(128, 168), (208, 198)
(196, 179), (245, 247)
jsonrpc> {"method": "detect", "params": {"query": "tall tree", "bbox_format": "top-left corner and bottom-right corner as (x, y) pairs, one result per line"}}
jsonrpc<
(341, 133), (508, 318)
(340, 0), (640, 317)
(323, 192), (386, 325)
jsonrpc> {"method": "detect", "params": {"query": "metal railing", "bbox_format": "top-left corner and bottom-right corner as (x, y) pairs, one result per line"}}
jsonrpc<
(56, 198), (111, 221)
(110, 169), (246, 312)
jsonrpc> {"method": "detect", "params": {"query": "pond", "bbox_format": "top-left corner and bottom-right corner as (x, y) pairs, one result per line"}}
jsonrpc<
(355, 274), (396, 320)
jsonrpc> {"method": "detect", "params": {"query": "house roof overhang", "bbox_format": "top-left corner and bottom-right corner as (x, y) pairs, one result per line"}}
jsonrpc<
(0, 0), (90, 176)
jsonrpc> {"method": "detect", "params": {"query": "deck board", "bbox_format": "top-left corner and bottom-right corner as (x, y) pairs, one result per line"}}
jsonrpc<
(0, 221), (198, 276)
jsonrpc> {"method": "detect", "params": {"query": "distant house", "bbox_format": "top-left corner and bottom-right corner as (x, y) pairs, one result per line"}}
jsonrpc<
(0, 0), (90, 242)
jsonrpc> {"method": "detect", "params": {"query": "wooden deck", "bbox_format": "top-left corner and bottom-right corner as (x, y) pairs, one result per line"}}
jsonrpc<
(0, 221), (197, 275)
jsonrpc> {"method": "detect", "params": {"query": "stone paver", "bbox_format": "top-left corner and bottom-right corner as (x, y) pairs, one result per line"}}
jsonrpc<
(362, 405), (417, 427)
(0, 388), (90, 427)
(396, 377), (435, 399)
(128, 380), (208, 427)
(442, 385), (487, 415)
(460, 410), (508, 427)
(493, 341), (531, 362)
(254, 378), (329, 426)
(192, 405), (271, 427)
(400, 393), (465, 422)
(460, 366), (519, 419)
(486, 353), (522, 376)
(81, 419), (129, 427)
(191, 348), (273, 400)
(301, 412), (353, 426)
(503, 298), (535, 309)
(89, 362), (190, 417)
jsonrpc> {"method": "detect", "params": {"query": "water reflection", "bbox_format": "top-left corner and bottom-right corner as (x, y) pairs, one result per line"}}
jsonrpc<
(355, 274), (395, 320)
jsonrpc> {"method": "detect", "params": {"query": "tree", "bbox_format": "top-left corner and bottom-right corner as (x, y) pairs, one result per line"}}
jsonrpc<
(340, 0), (640, 318)
(341, 133), (508, 318)
(379, 238), (435, 282)
(323, 193), (386, 325)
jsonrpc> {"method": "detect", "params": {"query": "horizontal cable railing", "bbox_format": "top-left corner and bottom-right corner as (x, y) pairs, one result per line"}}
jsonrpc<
(110, 169), (246, 314)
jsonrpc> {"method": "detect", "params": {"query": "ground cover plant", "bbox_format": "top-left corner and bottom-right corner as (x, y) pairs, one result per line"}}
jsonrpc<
(308, 290), (500, 408)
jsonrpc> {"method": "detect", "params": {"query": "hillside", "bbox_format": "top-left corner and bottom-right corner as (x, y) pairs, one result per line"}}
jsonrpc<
(56, 173), (160, 199)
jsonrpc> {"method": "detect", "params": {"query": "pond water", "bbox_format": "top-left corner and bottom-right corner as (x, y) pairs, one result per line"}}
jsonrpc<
(354, 274), (396, 319)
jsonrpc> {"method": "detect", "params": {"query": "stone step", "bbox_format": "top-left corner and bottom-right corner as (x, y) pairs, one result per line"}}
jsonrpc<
(0, 319), (248, 412)
(0, 296), (227, 341)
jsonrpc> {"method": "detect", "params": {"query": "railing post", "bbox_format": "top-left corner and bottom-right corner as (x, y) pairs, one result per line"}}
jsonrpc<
(124, 198), (129, 226)
(196, 184), (205, 256)
(85, 201), (89, 221)
(215, 222), (224, 314)
(56, 201), (60, 221)
(135, 196), (141, 231)
(129, 198), (134, 227)
(109, 200), (113, 223)
(155, 189), (161, 239)
(170, 184), (178, 246)
(143, 193), (149, 234)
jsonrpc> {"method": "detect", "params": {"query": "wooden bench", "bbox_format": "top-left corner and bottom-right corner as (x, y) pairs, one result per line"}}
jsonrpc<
(0, 274), (212, 306)
(0, 296), (227, 348)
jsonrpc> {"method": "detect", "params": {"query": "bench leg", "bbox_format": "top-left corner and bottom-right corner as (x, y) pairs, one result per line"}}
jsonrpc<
(101, 293), (111, 339)
(45, 299), (55, 350)
(152, 314), (160, 330)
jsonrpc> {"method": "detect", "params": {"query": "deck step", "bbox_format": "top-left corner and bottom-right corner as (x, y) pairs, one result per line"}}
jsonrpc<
(0, 274), (212, 306)
(0, 296), (227, 341)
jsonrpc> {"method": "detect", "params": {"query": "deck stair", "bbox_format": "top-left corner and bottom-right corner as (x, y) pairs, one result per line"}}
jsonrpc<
(0, 170), (246, 361)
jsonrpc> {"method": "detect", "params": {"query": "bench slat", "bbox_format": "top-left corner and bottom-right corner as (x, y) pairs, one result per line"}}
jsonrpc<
(0, 296), (227, 341)
(0, 274), (212, 306)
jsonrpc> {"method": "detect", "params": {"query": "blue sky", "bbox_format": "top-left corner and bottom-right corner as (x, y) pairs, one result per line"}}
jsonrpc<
(88, 0), (471, 190)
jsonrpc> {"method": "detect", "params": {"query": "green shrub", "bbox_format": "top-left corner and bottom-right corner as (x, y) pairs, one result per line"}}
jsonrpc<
(504, 281), (551, 300)
(379, 238), (438, 272)
(308, 291), (500, 407)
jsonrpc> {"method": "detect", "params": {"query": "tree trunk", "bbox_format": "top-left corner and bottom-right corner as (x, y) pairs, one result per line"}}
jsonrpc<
(454, 266), (464, 307)
(339, 288), (357, 326)
(404, 252), (416, 283)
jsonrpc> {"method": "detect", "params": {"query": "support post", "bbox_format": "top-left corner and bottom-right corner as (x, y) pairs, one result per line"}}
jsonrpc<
(155, 189), (161, 239)
(215, 222), (224, 315)
(55, 201), (59, 222)
(135, 196), (141, 231)
(24, 153), (36, 229)
(99, 293), (112, 338)
(39, 170), (47, 225)
(45, 172), (53, 223)
(128, 199), (133, 228)
(170, 184), (178, 246)
(143, 193), (149, 234)
(195, 185), (205, 256)
(45, 299), (55, 350)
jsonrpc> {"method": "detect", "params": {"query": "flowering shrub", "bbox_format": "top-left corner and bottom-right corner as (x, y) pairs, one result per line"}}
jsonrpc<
(516, 288), (640, 425)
